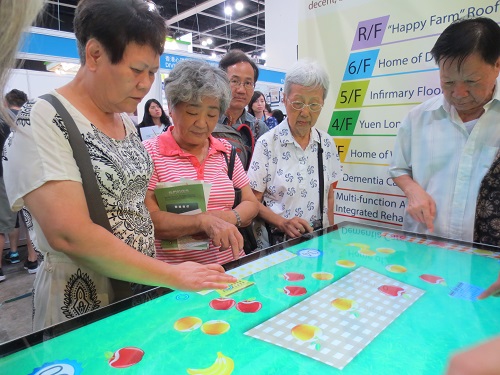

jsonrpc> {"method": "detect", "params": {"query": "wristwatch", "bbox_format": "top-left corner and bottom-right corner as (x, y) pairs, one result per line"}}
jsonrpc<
(232, 209), (242, 228)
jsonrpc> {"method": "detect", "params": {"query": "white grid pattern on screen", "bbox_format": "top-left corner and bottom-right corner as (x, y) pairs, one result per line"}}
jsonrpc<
(245, 267), (425, 370)
(227, 250), (297, 279)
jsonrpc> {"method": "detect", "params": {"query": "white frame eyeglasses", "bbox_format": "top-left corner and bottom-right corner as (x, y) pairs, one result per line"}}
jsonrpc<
(287, 99), (323, 112)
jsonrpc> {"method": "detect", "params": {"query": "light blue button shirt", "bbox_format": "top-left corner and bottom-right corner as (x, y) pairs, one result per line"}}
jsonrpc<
(389, 79), (500, 241)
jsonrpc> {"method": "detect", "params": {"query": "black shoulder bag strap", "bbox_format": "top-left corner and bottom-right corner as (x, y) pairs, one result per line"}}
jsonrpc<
(223, 145), (257, 254)
(40, 94), (132, 300)
(316, 129), (324, 228)
(224, 145), (237, 181)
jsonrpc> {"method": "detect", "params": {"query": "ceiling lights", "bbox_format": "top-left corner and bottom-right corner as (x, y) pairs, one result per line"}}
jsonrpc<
(225, 1), (245, 17)
(235, 1), (244, 11)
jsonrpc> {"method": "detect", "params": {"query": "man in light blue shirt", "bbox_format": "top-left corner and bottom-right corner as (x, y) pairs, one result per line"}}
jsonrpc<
(389, 17), (500, 242)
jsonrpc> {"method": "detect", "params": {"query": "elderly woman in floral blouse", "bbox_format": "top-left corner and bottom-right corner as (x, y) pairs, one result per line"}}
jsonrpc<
(247, 60), (342, 249)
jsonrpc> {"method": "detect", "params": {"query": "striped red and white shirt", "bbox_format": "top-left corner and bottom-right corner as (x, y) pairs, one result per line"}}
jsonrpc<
(144, 127), (248, 265)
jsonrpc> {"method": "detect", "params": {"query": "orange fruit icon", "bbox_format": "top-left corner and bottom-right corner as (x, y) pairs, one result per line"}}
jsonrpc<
(376, 247), (395, 254)
(331, 298), (356, 311)
(336, 260), (356, 268)
(386, 264), (407, 273)
(174, 316), (202, 332)
(358, 248), (376, 256)
(291, 324), (322, 342)
(312, 272), (333, 280)
(201, 320), (230, 335)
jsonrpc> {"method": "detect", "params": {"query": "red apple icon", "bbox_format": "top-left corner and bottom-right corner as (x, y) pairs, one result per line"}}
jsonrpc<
(282, 286), (307, 296)
(236, 300), (262, 313)
(209, 298), (236, 310)
(282, 272), (305, 281)
(108, 347), (144, 368)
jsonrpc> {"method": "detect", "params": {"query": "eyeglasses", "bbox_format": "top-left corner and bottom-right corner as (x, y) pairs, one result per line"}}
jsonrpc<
(229, 79), (255, 90)
(287, 99), (323, 112)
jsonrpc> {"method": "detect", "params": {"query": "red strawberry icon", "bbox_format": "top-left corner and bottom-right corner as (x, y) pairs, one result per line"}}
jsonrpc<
(107, 347), (144, 368)
(280, 286), (307, 296)
(281, 272), (305, 281)
(209, 298), (236, 310)
(378, 285), (408, 297)
(419, 274), (446, 285)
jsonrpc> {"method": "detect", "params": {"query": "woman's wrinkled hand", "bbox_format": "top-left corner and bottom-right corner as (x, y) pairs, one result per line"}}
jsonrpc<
(279, 217), (313, 239)
(200, 213), (243, 259)
(168, 261), (237, 291)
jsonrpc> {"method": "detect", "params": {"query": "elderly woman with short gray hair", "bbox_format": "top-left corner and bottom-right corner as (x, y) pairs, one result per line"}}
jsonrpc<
(144, 60), (259, 265)
(248, 60), (343, 249)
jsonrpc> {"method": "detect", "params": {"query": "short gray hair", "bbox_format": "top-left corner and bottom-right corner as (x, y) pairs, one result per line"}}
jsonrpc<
(164, 60), (231, 113)
(284, 59), (330, 100)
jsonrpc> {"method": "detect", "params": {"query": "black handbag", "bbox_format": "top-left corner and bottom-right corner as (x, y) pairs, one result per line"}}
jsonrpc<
(224, 146), (258, 254)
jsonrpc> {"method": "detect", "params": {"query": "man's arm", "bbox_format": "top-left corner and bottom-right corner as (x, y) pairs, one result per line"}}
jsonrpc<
(327, 182), (336, 226)
(478, 271), (500, 299)
(392, 174), (436, 232)
(446, 336), (500, 375)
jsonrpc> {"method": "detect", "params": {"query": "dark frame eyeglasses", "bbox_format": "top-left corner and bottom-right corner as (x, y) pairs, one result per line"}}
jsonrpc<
(229, 79), (255, 90)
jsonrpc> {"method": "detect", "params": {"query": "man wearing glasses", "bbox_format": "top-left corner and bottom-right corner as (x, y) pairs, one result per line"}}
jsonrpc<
(248, 60), (342, 249)
(215, 50), (269, 170)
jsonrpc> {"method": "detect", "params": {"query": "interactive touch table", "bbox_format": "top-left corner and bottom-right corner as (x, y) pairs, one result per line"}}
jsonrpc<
(1, 222), (500, 374)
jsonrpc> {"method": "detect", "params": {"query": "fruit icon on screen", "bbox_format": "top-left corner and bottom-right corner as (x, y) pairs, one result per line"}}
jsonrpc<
(358, 248), (376, 256)
(236, 299), (262, 313)
(311, 272), (333, 280)
(336, 259), (356, 268)
(107, 347), (144, 368)
(331, 298), (360, 317)
(187, 351), (234, 375)
(281, 272), (305, 281)
(378, 285), (410, 298)
(291, 324), (322, 350)
(386, 264), (407, 273)
(174, 316), (202, 332)
(201, 320), (230, 335)
(419, 274), (446, 285)
(209, 298), (236, 310)
(376, 247), (395, 255)
(346, 242), (370, 249)
(280, 285), (307, 296)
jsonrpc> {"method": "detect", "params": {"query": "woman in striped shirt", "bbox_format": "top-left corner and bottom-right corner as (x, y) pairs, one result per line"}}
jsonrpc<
(144, 60), (259, 265)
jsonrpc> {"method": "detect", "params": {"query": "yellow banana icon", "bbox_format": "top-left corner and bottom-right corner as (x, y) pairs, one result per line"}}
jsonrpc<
(187, 352), (234, 375)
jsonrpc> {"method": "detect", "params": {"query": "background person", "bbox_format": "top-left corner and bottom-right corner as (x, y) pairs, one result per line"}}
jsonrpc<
(2, 89), (39, 274)
(271, 109), (285, 124)
(212, 50), (268, 170)
(136, 98), (171, 140)
(389, 17), (500, 241)
(247, 60), (343, 248)
(264, 103), (278, 129)
(0, 0), (44, 123)
(4, 0), (235, 331)
(144, 60), (259, 265)
(248, 90), (278, 130)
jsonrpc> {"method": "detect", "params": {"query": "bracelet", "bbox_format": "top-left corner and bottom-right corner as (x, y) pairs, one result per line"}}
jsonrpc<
(232, 209), (242, 228)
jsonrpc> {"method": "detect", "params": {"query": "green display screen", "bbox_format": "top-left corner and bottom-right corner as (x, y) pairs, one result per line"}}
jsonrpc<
(1, 222), (500, 374)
